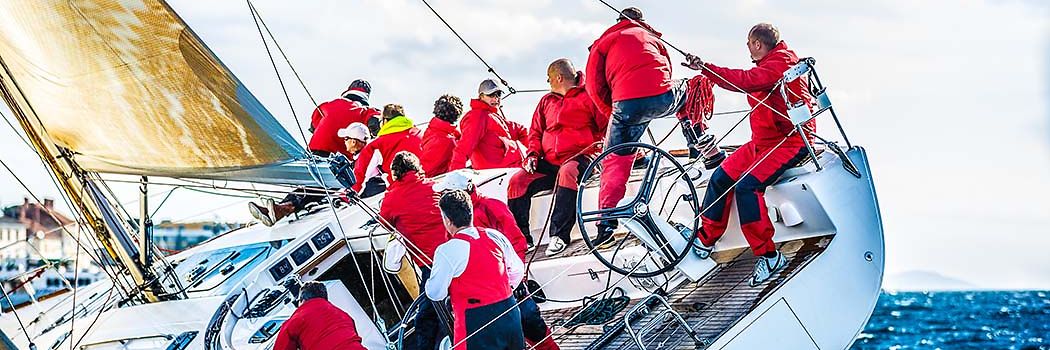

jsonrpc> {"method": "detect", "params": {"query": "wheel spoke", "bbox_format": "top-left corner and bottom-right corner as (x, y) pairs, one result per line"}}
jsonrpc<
(636, 155), (662, 200)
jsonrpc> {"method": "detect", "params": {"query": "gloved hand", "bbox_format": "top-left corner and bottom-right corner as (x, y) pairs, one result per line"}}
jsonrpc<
(522, 155), (539, 173)
(681, 53), (704, 71)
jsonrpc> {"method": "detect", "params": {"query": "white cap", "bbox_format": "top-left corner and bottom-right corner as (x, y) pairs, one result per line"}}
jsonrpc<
(432, 170), (474, 192)
(337, 122), (370, 142)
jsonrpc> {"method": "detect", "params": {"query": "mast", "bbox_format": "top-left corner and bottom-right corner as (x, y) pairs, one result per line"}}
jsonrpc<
(0, 55), (167, 302)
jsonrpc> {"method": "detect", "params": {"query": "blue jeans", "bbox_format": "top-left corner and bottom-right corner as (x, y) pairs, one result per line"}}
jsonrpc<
(606, 79), (690, 155)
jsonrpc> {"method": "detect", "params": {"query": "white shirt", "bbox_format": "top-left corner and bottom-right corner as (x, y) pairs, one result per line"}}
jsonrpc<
(424, 227), (525, 301)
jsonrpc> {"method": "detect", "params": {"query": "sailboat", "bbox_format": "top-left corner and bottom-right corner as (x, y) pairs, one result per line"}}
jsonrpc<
(0, 1), (884, 349)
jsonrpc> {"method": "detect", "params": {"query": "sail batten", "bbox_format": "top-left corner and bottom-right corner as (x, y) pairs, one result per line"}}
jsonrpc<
(0, 0), (306, 175)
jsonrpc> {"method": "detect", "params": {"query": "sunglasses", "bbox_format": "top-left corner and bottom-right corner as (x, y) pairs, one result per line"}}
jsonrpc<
(484, 91), (503, 98)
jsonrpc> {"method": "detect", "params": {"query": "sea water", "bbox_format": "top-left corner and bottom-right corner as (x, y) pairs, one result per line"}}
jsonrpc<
(851, 291), (1049, 349)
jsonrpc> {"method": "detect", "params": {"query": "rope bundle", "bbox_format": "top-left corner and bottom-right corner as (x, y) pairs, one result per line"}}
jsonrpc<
(676, 75), (716, 132)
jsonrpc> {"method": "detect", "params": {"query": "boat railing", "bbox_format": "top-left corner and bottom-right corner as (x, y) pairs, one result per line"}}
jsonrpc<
(623, 294), (704, 349)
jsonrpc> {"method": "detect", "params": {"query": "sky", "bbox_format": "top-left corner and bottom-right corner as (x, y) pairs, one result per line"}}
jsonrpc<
(0, 0), (1047, 290)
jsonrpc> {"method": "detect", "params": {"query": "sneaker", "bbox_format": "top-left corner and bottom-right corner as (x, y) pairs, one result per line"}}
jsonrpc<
(261, 197), (278, 225)
(248, 202), (274, 227)
(526, 241), (537, 253)
(593, 226), (617, 249)
(545, 237), (567, 256)
(749, 251), (787, 287)
(692, 240), (714, 260)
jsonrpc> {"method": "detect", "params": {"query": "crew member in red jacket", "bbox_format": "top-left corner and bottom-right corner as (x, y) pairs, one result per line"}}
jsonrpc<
(449, 79), (528, 171)
(309, 79), (381, 158)
(683, 23), (814, 286)
(352, 104), (423, 194)
(432, 171), (560, 350)
(379, 152), (451, 350)
(420, 95), (463, 177)
(273, 281), (367, 350)
(506, 59), (609, 255)
(585, 7), (701, 241)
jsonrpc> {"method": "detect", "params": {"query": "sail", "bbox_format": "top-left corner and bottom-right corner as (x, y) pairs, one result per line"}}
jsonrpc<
(0, 0), (306, 177)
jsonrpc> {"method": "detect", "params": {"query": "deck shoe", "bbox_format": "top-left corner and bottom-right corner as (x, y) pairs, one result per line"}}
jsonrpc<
(248, 201), (274, 227)
(749, 251), (787, 287)
(545, 237), (567, 256)
(692, 240), (714, 260)
(593, 225), (617, 249)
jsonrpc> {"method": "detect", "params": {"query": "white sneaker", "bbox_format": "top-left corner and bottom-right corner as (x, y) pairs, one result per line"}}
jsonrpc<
(261, 197), (278, 225)
(249, 201), (274, 227)
(692, 241), (714, 260)
(749, 251), (787, 287)
(545, 237), (567, 256)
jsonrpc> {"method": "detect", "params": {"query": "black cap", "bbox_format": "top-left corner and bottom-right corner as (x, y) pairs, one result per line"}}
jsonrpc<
(618, 7), (643, 22)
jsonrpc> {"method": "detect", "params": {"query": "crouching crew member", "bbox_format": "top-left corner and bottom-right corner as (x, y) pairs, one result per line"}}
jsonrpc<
(507, 58), (609, 255)
(420, 95), (464, 177)
(449, 79), (528, 171)
(426, 190), (525, 350)
(352, 104), (424, 195)
(682, 23), (814, 286)
(433, 171), (561, 350)
(273, 281), (367, 350)
(309, 79), (381, 158)
(380, 152), (451, 350)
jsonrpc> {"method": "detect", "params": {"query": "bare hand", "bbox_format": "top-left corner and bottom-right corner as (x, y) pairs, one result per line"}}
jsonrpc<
(682, 53), (704, 71)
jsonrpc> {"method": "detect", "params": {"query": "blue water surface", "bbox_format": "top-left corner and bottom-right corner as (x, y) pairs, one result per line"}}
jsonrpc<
(851, 291), (1049, 350)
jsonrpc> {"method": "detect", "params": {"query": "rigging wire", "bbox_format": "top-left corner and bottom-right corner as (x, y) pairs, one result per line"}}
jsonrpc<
(246, 0), (310, 147)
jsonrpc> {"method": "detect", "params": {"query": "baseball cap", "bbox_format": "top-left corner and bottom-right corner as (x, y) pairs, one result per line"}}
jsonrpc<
(477, 78), (506, 96)
(432, 170), (474, 192)
(343, 79), (372, 100)
(617, 7), (644, 21)
(337, 122), (371, 142)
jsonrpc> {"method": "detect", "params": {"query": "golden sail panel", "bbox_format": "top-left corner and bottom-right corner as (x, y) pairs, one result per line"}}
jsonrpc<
(0, 0), (305, 175)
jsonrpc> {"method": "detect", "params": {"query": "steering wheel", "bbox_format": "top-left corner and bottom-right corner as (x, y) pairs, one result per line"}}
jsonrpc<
(575, 142), (701, 278)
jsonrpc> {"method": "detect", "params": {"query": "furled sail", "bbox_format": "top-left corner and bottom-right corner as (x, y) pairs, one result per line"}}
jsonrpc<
(0, 0), (307, 179)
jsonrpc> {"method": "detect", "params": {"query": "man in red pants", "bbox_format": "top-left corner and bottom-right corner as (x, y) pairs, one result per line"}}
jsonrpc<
(683, 23), (815, 286)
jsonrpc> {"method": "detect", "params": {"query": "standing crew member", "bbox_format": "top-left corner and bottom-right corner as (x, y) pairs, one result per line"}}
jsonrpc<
(507, 58), (609, 255)
(309, 79), (381, 158)
(426, 190), (525, 350)
(273, 281), (367, 350)
(420, 95), (464, 177)
(379, 152), (451, 350)
(433, 172), (560, 350)
(352, 104), (424, 194)
(449, 79), (528, 171)
(682, 23), (814, 286)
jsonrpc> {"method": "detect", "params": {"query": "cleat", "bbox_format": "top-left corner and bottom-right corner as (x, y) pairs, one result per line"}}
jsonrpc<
(749, 251), (787, 287)
(545, 237), (567, 256)
(249, 201), (274, 227)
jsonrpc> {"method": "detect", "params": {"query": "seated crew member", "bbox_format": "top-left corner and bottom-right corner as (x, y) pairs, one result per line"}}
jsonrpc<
(585, 7), (721, 241)
(379, 151), (451, 350)
(351, 104), (424, 195)
(449, 79), (528, 171)
(507, 58), (610, 255)
(420, 95), (464, 177)
(682, 23), (814, 286)
(250, 123), (376, 226)
(273, 281), (367, 350)
(433, 171), (559, 350)
(309, 79), (381, 158)
(426, 190), (525, 350)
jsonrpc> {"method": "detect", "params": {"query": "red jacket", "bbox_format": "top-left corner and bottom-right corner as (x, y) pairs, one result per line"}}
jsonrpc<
(702, 41), (814, 148)
(450, 99), (528, 171)
(309, 98), (381, 158)
(419, 118), (461, 177)
(352, 117), (423, 192)
(273, 298), (367, 350)
(471, 192), (527, 261)
(379, 171), (449, 266)
(585, 20), (673, 116)
(528, 80), (609, 166)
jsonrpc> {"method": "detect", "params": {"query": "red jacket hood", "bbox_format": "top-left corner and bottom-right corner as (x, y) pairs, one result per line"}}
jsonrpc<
(427, 117), (461, 138)
(469, 98), (498, 113)
(755, 41), (794, 65)
(592, 20), (662, 48)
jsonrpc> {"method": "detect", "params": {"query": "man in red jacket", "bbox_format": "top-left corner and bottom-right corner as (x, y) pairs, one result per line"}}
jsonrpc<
(420, 95), (463, 177)
(309, 79), (382, 158)
(379, 152), (450, 350)
(585, 7), (698, 241)
(508, 59), (609, 256)
(352, 104), (424, 195)
(449, 79), (528, 171)
(683, 23), (814, 287)
(273, 281), (367, 350)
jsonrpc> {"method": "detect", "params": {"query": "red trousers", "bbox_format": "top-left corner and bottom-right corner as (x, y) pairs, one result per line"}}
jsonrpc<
(698, 140), (808, 256)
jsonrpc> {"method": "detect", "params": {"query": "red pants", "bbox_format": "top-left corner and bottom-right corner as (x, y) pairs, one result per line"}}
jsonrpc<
(698, 140), (808, 256)
(508, 155), (591, 243)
